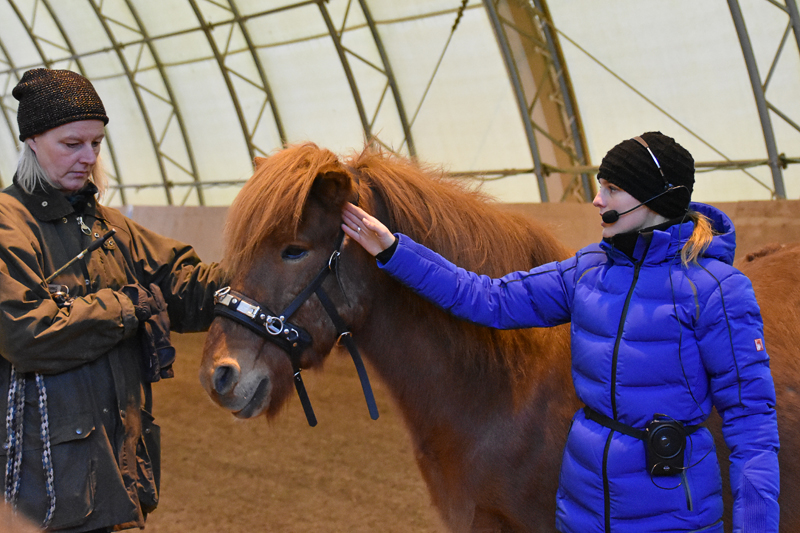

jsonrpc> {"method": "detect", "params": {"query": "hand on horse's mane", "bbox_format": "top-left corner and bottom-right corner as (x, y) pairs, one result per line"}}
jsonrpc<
(341, 203), (396, 257)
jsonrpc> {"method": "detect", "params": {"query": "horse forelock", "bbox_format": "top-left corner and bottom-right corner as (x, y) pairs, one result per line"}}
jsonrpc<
(223, 142), (349, 274)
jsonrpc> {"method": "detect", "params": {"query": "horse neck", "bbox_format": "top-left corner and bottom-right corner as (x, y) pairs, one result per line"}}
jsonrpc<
(354, 274), (557, 420)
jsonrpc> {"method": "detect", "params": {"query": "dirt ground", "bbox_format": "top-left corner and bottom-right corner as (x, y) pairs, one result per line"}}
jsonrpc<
(145, 332), (443, 533)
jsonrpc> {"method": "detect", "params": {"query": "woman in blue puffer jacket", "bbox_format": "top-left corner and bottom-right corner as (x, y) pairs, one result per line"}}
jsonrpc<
(341, 132), (779, 532)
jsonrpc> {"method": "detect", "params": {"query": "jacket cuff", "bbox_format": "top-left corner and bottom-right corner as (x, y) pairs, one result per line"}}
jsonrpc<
(117, 290), (140, 338)
(375, 236), (399, 264)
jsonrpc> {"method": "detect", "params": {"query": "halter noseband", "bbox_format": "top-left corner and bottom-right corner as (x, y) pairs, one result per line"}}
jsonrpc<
(213, 230), (379, 427)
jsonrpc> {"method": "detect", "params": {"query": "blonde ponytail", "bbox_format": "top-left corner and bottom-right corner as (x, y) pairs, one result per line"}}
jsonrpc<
(680, 210), (715, 266)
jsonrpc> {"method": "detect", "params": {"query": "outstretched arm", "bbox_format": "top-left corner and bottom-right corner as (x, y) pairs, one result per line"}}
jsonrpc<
(341, 203), (571, 329)
(341, 203), (395, 257)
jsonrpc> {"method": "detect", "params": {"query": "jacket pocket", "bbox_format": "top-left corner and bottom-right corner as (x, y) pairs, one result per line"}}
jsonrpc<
(4, 412), (97, 529)
(136, 409), (161, 514)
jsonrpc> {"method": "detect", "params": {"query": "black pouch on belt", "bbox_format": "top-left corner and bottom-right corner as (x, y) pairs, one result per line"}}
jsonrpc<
(584, 407), (701, 477)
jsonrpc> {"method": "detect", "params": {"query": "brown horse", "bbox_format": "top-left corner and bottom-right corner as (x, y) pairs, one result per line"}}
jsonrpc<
(199, 143), (795, 532)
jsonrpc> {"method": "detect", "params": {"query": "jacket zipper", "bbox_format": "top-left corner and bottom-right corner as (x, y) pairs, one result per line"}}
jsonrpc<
(604, 258), (643, 533)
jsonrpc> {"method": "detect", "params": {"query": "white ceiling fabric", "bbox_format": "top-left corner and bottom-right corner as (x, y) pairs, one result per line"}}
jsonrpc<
(0, 0), (797, 206)
(549, 0), (800, 202)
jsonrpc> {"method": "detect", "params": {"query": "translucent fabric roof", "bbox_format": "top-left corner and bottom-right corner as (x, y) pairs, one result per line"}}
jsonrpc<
(0, 0), (798, 206)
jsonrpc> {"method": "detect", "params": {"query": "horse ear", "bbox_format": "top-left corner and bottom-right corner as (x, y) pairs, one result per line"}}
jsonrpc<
(253, 157), (268, 170)
(310, 170), (355, 211)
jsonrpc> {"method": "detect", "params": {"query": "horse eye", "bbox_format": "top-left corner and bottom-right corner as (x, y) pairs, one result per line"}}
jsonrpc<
(281, 246), (308, 261)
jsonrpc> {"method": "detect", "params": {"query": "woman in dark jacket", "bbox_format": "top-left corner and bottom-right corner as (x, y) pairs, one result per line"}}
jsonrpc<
(341, 132), (779, 532)
(0, 68), (228, 531)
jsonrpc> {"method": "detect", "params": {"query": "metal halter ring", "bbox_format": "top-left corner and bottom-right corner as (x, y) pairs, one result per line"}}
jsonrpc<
(328, 250), (340, 270)
(213, 286), (231, 303)
(265, 315), (284, 335)
(284, 328), (300, 342)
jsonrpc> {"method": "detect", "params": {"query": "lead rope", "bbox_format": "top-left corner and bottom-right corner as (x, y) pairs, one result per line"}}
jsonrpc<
(35, 373), (56, 527)
(5, 368), (56, 528)
(5, 369), (25, 504)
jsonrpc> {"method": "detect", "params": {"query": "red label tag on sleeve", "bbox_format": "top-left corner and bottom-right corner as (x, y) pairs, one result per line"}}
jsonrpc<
(754, 338), (764, 351)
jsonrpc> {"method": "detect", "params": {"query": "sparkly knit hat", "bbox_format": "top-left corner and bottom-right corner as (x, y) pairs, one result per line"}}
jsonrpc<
(13, 68), (108, 141)
(597, 131), (694, 219)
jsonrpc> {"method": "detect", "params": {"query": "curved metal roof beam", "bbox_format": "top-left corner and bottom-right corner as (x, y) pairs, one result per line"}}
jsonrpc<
(484, 0), (595, 203)
(0, 38), (19, 187)
(86, 0), (175, 204)
(188, 0), (253, 163)
(357, 0), (416, 157)
(758, 1), (800, 137)
(728, 0), (785, 198)
(189, 0), (286, 161)
(229, 0), (287, 149)
(784, 0), (800, 54)
(124, 0), (205, 205)
(6, 0), (52, 68)
(531, 0), (592, 201)
(483, 0), (547, 201)
(317, 1), (372, 144)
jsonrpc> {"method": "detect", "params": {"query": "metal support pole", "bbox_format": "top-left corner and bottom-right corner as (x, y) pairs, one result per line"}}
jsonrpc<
(531, 0), (593, 202)
(786, 0), (800, 54)
(728, 0), (786, 198)
(483, 0), (549, 202)
(359, 0), (416, 157)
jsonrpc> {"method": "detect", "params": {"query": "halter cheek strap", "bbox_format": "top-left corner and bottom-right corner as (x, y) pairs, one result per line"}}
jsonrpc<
(213, 232), (379, 427)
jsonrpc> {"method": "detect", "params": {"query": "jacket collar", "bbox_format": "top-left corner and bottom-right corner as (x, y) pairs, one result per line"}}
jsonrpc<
(599, 202), (738, 267)
(10, 176), (98, 222)
(601, 217), (686, 264)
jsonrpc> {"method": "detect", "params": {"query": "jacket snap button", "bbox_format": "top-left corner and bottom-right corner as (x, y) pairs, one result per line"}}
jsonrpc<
(75, 428), (82, 435)
(41, 201), (48, 207)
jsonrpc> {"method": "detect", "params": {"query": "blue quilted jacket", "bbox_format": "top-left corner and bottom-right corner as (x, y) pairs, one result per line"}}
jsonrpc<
(379, 203), (779, 533)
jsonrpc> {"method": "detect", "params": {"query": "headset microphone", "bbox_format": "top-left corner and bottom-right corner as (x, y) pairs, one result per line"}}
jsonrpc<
(602, 204), (642, 224)
(601, 186), (685, 225)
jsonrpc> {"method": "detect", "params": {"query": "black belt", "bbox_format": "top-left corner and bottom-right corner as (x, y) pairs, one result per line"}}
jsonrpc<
(583, 406), (702, 440)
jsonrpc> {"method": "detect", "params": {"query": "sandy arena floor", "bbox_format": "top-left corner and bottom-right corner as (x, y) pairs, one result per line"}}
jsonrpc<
(146, 332), (443, 533)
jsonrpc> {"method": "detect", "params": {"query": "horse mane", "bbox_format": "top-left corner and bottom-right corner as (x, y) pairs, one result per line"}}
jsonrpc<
(347, 147), (570, 276)
(346, 147), (573, 394)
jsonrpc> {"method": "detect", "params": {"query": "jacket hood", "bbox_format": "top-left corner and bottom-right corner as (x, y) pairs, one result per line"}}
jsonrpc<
(689, 202), (736, 265)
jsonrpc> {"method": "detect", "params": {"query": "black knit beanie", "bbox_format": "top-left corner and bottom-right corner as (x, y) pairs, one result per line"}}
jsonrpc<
(597, 131), (694, 219)
(13, 68), (108, 141)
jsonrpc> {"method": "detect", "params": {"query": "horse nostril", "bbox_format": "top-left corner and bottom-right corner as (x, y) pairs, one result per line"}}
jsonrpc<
(212, 364), (240, 396)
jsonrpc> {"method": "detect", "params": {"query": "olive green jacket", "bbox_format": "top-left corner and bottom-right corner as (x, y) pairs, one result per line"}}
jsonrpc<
(0, 180), (227, 531)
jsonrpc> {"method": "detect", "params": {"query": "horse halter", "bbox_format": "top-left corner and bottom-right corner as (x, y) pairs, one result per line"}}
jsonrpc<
(213, 229), (379, 427)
